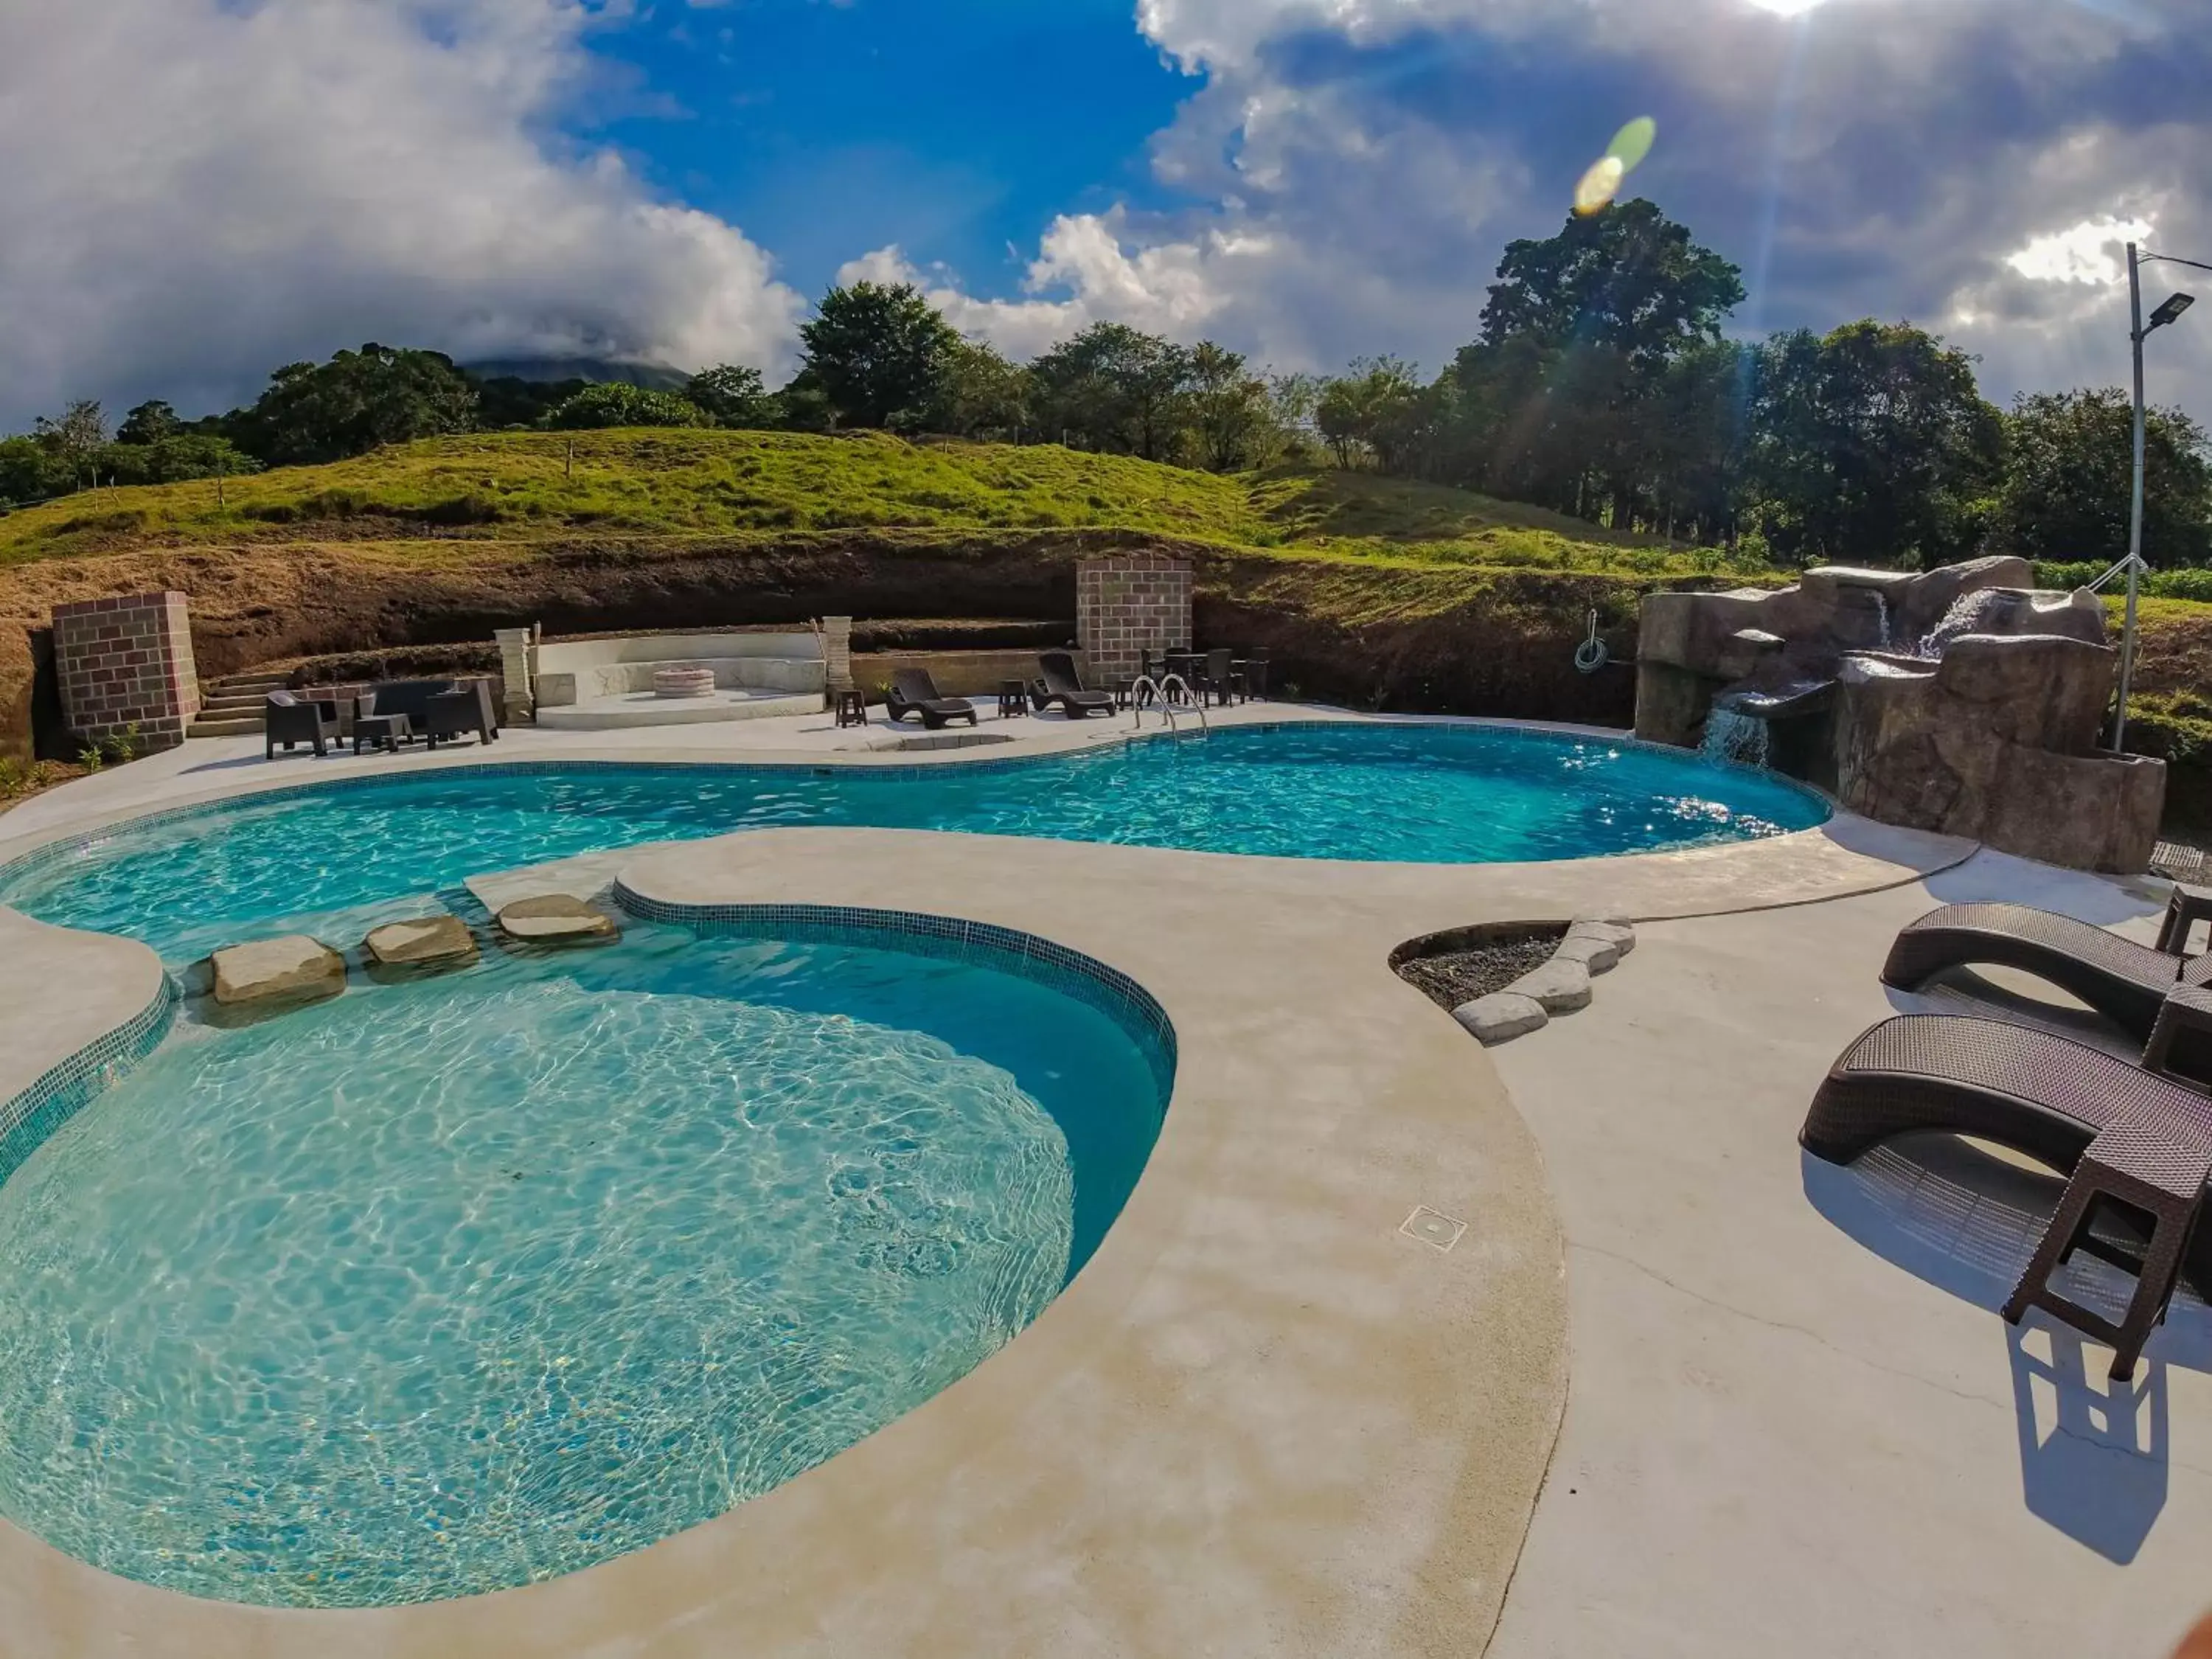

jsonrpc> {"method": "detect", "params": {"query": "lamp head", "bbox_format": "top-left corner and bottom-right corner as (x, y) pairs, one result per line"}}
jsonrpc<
(2149, 291), (2197, 330)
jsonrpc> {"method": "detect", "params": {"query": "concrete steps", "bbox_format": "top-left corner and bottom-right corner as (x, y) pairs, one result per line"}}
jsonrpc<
(187, 672), (291, 740)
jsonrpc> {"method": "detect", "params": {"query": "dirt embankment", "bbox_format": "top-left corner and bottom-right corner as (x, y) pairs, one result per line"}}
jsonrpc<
(1, 532), (1663, 759)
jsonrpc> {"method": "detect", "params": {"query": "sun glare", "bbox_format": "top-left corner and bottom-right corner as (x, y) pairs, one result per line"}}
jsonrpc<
(1745, 0), (1829, 15)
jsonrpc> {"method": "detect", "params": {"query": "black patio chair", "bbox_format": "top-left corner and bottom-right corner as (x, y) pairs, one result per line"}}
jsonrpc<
(423, 680), (501, 749)
(1032, 651), (1115, 719)
(885, 668), (978, 729)
(264, 690), (341, 759)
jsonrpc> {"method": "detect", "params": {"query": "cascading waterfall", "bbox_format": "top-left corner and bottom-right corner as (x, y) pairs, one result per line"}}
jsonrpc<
(1700, 701), (1773, 768)
(1872, 593), (1893, 650)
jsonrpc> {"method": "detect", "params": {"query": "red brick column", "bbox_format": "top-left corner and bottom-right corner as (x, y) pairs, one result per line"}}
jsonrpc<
(1077, 554), (1192, 684)
(51, 591), (202, 753)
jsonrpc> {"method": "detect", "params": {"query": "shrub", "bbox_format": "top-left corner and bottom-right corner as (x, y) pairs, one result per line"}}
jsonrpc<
(546, 384), (709, 431)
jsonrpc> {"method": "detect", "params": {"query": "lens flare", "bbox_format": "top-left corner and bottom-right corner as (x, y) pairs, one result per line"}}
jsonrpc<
(1572, 116), (1657, 216)
(1574, 156), (1627, 216)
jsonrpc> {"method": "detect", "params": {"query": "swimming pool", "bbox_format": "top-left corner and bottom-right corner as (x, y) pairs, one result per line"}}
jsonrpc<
(0, 915), (1171, 1607)
(0, 723), (1827, 962)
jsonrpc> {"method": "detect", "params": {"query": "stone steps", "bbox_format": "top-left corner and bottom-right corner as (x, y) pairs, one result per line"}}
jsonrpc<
(187, 671), (292, 737)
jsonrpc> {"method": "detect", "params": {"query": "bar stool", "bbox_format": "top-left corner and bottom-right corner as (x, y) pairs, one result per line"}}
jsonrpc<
(833, 687), (867, 728)
(998, 679), (1029, 720)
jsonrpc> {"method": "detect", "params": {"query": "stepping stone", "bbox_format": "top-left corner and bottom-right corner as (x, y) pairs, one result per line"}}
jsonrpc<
(1569, 918), (1636, 958)
(365, 914), (478, 970)
(1454, 992), (1550, 1046)
(1553, 933), (1623, 974)
(496, 894), (619, 944)
(1505, 957), (1593, 1014)
(212, 935), (347, 1007)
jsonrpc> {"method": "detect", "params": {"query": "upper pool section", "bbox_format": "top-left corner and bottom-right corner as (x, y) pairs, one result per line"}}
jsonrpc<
(0, 723), (1828, 961)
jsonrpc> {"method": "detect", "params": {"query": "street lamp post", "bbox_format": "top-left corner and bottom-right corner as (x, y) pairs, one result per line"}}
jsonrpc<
(2116, 243), (2204, 752)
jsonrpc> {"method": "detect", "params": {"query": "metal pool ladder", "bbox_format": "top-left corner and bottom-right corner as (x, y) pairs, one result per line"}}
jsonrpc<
(1128, 675), (1207, 737)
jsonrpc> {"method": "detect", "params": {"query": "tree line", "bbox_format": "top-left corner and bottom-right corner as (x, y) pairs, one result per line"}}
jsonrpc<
(7, 199), (2209, 569)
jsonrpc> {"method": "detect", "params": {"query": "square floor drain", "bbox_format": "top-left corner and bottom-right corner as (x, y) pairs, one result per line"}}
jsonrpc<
(1401, 1206), (1468, 1252)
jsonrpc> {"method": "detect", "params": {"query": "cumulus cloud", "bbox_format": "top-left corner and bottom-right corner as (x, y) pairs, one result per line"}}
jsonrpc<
(0, 0), (803, 428)
(897, 0), (2212, 417)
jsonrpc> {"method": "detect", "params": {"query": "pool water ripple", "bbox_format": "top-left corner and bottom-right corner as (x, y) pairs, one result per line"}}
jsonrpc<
(0, 928), (1166, 1607)
(0, 723), (1828, 964)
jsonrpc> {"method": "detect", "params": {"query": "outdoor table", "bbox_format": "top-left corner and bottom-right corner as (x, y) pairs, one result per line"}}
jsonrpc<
(353, 712), (413, 754)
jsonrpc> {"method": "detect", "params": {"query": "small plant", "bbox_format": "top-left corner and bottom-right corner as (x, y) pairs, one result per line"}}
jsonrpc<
(99, 723), (141, 765)
(76, 745), (105, 772)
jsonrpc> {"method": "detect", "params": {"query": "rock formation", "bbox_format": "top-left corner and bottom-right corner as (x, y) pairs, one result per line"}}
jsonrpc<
(1635, 557), (2166, 873)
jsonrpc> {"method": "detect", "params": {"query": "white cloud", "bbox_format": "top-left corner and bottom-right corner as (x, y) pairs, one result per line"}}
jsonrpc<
(2003, 215), (2153, 286)
(0, 0), (803, 427)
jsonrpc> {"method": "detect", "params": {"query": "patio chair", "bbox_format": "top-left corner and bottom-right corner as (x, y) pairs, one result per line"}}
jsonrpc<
(264, 690), (341, 759)
(884, 668), (978, 729)
(1032, 651), (1115, 719)
(422, 680), (501, 749)
(1881, 902), (2212, 1043)
(1235, 648), (1271, 701)
(1194, 648), (1237, 708)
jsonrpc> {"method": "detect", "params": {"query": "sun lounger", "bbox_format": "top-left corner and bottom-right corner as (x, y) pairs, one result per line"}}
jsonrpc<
(884, 668), (978, 729)
(1032, 651), (1114, 719)
(1801, 1012), (2212, 1296)
(1881, 903), (2212, 1043)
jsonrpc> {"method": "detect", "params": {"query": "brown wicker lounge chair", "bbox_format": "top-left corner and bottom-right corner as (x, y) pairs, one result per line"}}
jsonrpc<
(1882, 903), (2212, 1043)
(884, 668), (977, 729)
(264, 690), (341, 759)
(1801, 1012), (2212, 1295)
(1032, 651), (1114, 719)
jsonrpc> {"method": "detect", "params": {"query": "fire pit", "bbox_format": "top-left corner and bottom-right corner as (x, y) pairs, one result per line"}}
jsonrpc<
(652, 667), (717, 700)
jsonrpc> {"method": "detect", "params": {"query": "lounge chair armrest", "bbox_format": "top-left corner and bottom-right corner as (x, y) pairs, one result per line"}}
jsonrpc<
(2145, 986), (2212, 1092)
(2157, 882), (2212, 956)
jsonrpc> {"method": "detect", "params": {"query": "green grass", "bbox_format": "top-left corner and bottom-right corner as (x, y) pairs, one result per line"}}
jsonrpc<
(0, 429), (1773, 580)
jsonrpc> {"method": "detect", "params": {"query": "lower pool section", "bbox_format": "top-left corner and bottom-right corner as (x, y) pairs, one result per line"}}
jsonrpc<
(0, 915), (1171, 1608)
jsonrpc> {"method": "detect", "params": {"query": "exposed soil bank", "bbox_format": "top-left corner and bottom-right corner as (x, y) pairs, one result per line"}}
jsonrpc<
(0, 532), (1658, 758)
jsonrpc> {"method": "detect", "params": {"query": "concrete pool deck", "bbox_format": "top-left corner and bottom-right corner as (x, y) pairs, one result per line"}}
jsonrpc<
(0, 709), (2205, 1655)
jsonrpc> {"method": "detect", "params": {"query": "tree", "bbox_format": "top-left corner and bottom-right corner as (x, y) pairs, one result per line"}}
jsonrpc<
(933, 338), (1030, 439)
(1316, 358), (1433, 474)
(1745, 321), (2002, 567)
(1182, 342), (1276, 471)
(798, 282), (960, 431)
(1998, 388), (2212, 568)
(1480, 200), (1745, 368)
(33, 400), (108, 487)
(226, 344), (479, 465)
(684, 364), (778, 428)
(546, 383), (710, 430)
(116, 400), (181, 445)
(1030, 322), (1192, 459)
(100, 434), (261, 487)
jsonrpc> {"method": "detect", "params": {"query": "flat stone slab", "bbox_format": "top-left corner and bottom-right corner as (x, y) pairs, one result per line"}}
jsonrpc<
(365, 914), (479, 968)
(212, 935), (347, 1006)
(496, 894), (620, 944)
(1505, 956), (1593, 1014)
(1552, 933), (1622, 974)
(1455, 992), (1551, 1046)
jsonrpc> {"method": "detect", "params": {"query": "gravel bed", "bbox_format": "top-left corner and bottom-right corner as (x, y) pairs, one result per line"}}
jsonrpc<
(1394, 925), (1568, 1012)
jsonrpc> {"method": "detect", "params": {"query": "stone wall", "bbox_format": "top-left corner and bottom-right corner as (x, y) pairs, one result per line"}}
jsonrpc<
(51, 591), (201, 752)
(1077, 555), (1191, 684)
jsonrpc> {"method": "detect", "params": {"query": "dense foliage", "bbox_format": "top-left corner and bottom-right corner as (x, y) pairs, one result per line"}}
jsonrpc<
(9, 201), (2211, 572)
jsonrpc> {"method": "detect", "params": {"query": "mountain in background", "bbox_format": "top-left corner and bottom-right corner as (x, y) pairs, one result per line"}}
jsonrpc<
(459, 358), (691, 392)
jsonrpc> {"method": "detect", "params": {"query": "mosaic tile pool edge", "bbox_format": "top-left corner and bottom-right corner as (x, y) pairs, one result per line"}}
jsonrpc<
(612, 885), (1179, 1110)
(0, 975), (178, 1187)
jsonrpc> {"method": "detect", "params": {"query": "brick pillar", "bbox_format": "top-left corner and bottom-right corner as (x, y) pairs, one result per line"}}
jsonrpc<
(52, 591), (201, 753)
(495, 627), (536, 723)
(1077, 554), (1192, 684)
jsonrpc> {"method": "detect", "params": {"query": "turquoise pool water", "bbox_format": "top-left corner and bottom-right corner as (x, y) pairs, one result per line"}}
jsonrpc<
(0, 723), (1827, 962)
(0, 920), (1169, 1607)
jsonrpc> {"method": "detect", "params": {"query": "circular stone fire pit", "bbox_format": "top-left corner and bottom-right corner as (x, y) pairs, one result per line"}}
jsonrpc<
(652, 667), (717, 700)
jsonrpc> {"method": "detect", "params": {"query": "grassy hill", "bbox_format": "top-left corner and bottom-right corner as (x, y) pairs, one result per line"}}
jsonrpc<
(0, 429), (1766, 580)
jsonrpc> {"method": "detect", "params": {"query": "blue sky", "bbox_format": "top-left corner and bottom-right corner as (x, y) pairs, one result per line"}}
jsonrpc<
(3, 0), (2209, 427)
(593, 0), (1192, 303)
